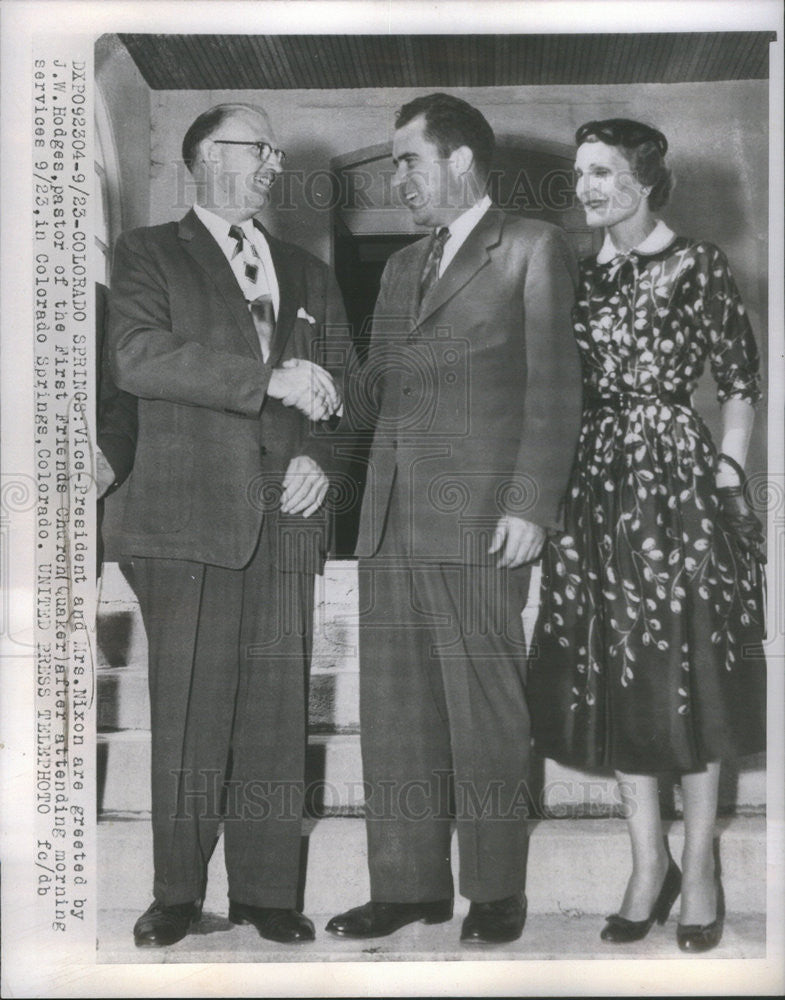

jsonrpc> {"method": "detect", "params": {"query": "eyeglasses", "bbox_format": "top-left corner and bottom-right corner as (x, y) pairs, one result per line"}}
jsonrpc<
(212, 140), (287, 164)
(575, 119), (668, 156)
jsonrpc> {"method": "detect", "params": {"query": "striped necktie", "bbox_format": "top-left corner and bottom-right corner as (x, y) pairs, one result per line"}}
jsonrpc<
(418, 226), (451, 307)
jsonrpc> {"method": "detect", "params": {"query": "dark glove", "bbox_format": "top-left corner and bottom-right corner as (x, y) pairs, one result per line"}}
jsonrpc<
(715, 454), (766, 563)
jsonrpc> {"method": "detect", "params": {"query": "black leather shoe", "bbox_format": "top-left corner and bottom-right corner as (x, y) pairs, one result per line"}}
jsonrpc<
(228, 901), (315, 943)
(600, 857), (682, 943)
(677, 879), (725, 953)
(133, 900), (201, 947)
(460, 892), (527, 944)
(325, 899), (453, 939)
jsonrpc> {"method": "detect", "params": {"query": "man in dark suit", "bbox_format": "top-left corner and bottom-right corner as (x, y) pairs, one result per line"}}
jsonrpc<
(108, 103), (347, 947)
(327, 93), (582, 944)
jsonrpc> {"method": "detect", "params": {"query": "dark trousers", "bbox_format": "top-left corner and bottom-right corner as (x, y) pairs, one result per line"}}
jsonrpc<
(130, 529), (313, 908)
(359, 492), (532, 903)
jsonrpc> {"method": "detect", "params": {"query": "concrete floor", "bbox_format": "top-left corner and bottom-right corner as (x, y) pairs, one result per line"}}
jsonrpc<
(97, 906), (765, 964)
(97, 815), (767, 965)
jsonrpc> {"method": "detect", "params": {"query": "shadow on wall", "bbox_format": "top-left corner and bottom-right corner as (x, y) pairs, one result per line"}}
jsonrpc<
(263, 139), (337, 262)
(667, 156), (750, 257)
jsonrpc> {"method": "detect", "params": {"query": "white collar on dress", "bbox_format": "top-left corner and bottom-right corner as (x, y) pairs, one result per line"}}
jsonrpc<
(596, 219), (676, 264)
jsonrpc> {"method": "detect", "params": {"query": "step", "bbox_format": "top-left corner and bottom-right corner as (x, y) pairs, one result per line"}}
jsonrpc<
(533, 754), (767, 816)
(96, 906), (766, 964)
(97, 560), (361, 675)
(97, 556), (766, 817)
(98, 729), (767, 817)
(96, 906), (764, 964)
(97, 559), (362, 733)
(98, 665), (360, 733)
(98, 558), (540, 678)
(98, 731), (367, 816)
(97, 814), (767, 919)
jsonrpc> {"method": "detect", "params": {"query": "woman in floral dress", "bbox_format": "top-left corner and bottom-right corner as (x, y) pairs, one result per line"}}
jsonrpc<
(528, 119), (766, 952)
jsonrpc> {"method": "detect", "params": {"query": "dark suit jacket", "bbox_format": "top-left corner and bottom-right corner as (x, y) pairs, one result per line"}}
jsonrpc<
(108, 209), (348, 571)
(97, 283), (138, 489)
(354, 207), (582, 562)
(96, 282), (138, 570)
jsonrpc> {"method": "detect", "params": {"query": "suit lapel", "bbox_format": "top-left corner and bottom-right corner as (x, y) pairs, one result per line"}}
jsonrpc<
(262, 228), (299, 367)
(417, 208), (505, 325)
(178, 210), (261, 358)
(390, 238), (432, 332)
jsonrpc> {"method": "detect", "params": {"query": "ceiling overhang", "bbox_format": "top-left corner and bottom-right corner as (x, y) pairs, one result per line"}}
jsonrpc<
(118, 32), (775, 90)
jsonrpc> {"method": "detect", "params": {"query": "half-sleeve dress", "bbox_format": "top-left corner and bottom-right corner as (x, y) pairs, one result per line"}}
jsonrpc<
(528, 237), (766, 775)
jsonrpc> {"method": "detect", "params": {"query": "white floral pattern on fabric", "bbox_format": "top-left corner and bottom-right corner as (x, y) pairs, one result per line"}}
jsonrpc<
(529, 238), (766, 775)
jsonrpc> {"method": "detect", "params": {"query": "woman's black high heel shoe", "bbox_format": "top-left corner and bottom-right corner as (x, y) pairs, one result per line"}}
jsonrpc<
(600, 858), (682, 943)
(676, 878), (725, 953)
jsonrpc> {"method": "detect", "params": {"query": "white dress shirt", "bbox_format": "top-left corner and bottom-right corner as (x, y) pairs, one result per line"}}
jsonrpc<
(438, 193), (493, 277)
(193, 203), (280, 316)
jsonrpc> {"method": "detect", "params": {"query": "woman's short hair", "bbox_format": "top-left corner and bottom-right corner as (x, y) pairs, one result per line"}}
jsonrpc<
(575, 118), (673, 210)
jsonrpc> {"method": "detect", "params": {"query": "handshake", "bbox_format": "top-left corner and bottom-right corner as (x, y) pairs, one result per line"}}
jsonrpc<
(268, 358), (342, 422)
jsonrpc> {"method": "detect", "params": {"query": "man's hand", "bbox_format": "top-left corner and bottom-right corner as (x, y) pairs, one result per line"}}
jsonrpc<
(268, 359), (340, 422)
(489, 515), (546, 568)
(280, 455), (328, 518)
(96, 448), (116, 500)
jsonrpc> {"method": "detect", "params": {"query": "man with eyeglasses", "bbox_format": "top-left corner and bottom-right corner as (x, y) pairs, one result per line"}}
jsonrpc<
(108, 102), (348, 948)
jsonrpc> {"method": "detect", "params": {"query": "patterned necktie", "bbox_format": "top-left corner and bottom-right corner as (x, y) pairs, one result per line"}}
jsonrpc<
(418, 226), (451, 307)
(229, 224), (260, 283)
(249, 293), (275, 362)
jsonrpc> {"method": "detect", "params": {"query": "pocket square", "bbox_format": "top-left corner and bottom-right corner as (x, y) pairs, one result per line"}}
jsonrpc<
(297, 307), (316, 324)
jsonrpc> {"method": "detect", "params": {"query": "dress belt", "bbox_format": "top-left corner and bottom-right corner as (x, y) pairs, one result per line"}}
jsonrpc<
(584, 387), (692, 410)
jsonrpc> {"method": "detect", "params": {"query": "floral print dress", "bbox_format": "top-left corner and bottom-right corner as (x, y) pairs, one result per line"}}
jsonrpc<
(528, 233), (766, 775)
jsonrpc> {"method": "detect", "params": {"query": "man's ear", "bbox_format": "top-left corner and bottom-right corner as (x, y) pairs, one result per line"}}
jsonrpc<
(199, 138), (221, 167)
(449, 144), (474, 177)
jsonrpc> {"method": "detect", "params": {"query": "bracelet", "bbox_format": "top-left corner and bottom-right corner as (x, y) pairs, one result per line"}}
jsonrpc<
(716, 452), (746, 481)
